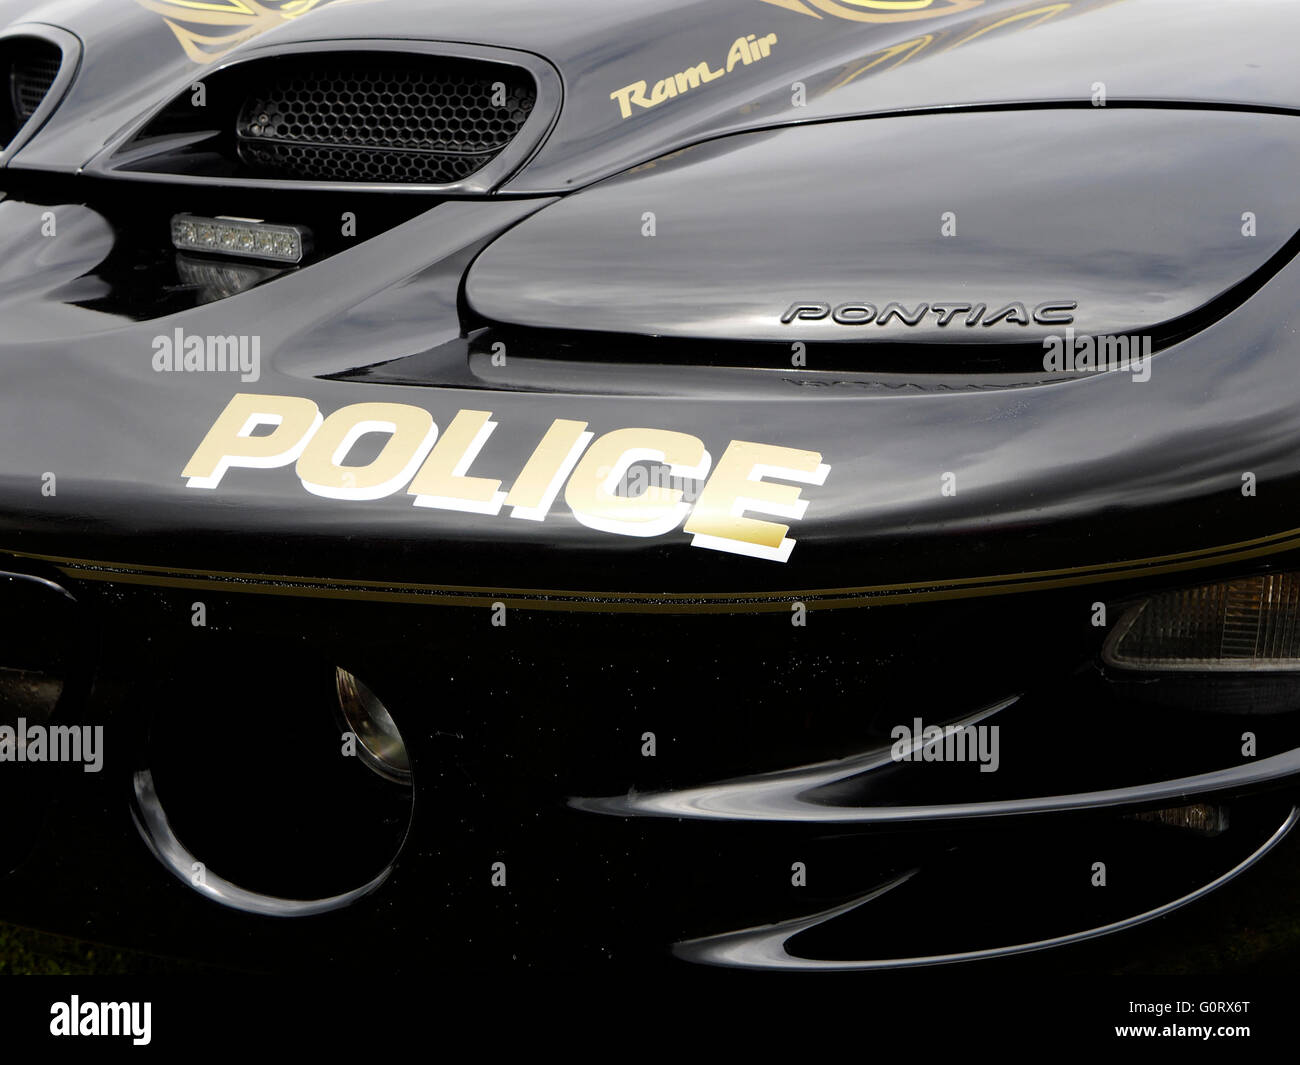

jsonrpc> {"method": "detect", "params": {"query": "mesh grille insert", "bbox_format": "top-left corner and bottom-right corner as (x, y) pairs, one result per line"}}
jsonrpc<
(240, 139), (490, 185)
(11, 45), (61, 120)
(235, 56), (536, 184)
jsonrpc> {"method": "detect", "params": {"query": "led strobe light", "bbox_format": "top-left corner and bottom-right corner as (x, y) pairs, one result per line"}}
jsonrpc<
(170, 213), (309, 264)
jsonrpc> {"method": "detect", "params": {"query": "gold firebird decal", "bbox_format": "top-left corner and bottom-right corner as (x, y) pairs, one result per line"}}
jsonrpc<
(135, 0), (363, 64)
(760, 0), (983, 21)
(611, 31), (779, 120)
(184, 394), (832, 564)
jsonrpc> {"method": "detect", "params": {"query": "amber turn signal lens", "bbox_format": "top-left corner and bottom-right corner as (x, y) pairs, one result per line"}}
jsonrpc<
(1104, 573), (1300, 671)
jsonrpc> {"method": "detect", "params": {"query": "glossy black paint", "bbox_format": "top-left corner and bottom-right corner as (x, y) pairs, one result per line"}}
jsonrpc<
(5, 178), (1300, 596)
(0, 1), (1294, 596)
(3, 0), (1299, 193)
(4, 572), (1300, 972)
(3, 0), (1300, 973)
(468, 107), (1300, 345)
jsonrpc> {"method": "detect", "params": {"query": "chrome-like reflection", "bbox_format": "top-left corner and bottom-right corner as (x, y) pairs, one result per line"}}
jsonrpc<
(572, 697), (1017, 822)
(572, 696), (1300, 823)
(675, 807), (1300, 970)
(131, 769), (392, 917)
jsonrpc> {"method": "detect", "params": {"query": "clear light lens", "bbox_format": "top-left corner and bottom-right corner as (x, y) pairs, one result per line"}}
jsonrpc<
(1104, 573), (1300, 671)
(171, 213), (309, 264)
(175, 255), (279, 304)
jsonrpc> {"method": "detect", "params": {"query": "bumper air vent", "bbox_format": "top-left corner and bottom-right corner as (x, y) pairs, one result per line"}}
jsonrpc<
(96, 43), (560, 194)
(10, 45), (60, 121)
(236, 56), (535, 184)
(0, 34), (66, 152)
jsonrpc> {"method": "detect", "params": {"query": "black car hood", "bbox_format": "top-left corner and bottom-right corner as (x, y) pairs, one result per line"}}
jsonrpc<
(3, 0), (1299, 191)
